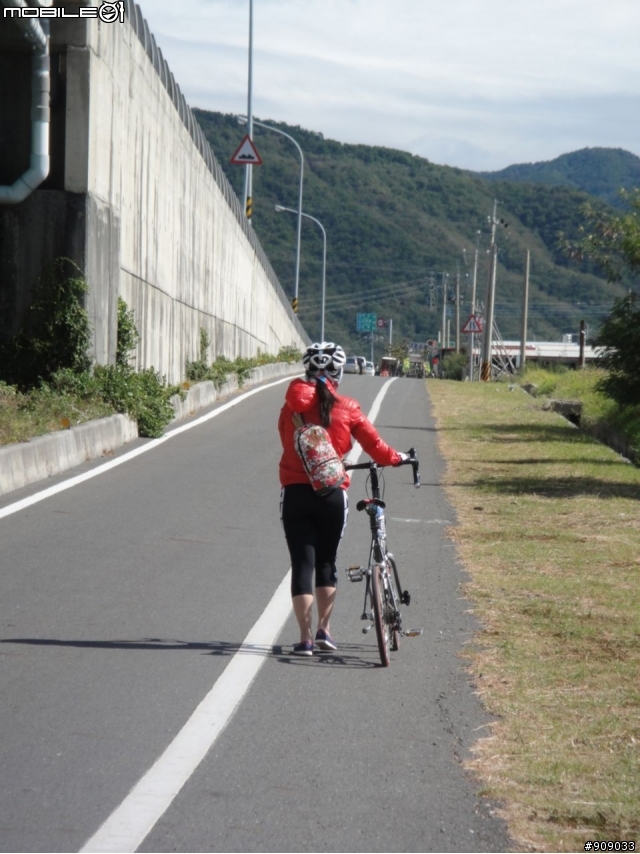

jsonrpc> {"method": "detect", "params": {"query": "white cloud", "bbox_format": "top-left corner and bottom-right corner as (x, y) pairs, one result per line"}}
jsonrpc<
(139, 0), (640, 171)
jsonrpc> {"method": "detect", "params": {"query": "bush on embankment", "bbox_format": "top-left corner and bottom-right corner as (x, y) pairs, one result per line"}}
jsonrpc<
(517, 365), (640, 464)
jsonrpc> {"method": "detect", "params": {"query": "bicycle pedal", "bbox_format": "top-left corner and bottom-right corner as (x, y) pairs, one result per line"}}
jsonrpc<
(346, 565), (364, 582)
(403, 628), (424, 638)
(401, 591), (411, 606)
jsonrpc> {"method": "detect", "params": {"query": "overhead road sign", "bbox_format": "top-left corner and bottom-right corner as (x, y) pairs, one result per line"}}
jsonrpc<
(356, 313), (377, 332)
(230, 135), (263, 165)
(462, 314), (483, 334)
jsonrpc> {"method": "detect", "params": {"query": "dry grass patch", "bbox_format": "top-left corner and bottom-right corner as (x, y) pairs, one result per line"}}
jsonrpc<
(427, 380), (640, 852)
(0, 381), (113, 446)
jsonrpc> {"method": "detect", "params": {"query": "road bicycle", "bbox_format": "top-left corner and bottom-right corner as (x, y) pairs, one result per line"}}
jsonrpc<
(344, 448), (422, 667)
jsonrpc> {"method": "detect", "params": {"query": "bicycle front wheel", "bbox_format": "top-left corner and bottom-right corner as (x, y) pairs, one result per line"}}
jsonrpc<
(371, 563), (390, 667)
(386, 556), (401, 652)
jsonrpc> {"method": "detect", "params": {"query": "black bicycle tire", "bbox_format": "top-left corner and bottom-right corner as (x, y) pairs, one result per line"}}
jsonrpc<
(371, 563), (390, 667)
(386, 557), (401, 652)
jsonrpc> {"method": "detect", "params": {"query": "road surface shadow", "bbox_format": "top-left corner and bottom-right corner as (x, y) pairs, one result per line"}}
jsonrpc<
(0, 637), (381, 667)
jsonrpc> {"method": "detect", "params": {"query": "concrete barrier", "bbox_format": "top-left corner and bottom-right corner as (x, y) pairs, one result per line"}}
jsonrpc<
(0, 414), (138, 496)
(0, 362), (303, 497)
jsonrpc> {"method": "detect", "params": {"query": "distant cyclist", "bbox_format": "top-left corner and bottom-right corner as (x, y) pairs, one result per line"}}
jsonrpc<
(278, 342), (407, 656)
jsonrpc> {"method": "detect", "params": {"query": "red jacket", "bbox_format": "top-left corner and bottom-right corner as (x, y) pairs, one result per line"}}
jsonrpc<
(278, 378), (402, 488)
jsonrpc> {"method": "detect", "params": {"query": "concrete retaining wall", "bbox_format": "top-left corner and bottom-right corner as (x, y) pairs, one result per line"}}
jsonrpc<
(0, 362), (302, 498)
(78, 10), (307, 381)
(0, 6), (307, 382)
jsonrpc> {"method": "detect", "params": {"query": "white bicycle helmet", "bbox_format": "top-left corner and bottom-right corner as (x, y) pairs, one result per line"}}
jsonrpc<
(303, 342), (346, 383)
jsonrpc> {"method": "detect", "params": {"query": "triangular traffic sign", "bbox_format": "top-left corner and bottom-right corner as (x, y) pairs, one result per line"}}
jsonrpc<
(461, 313), (483, 334)
(230, 134), (263, 165)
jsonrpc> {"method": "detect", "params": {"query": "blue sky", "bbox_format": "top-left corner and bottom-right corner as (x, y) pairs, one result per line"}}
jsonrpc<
(140, 0), (640, 171)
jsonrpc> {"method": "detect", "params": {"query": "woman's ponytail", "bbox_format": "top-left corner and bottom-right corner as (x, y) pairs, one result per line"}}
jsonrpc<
(316, 377), (337, 427)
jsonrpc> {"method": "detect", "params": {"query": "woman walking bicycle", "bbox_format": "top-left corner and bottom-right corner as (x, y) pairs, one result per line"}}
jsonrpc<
(278, 342), (407, 656)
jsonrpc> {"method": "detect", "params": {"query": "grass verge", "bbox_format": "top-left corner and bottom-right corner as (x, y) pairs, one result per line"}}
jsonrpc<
(427, 379), (640, 852)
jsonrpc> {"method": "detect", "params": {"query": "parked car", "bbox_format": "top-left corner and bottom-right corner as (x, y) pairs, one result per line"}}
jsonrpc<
(344, 356), (360, 374)
(363, 361), (375, 375)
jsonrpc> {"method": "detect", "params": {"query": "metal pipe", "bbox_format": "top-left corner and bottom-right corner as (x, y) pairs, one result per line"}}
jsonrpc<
(0, 2), (50, 204)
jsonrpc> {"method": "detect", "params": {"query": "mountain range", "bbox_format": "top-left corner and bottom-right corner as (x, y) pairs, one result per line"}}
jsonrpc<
(195, 110), (638, 356)
(477, 148), (640, 209)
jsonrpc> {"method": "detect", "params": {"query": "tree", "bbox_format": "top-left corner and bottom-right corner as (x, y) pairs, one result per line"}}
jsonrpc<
(566, 189), (640, 282)
(591, 292), (640, 405)
(565, 189), (640, 405)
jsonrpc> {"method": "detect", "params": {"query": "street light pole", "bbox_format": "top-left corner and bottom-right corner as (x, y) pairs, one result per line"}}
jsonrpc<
(275, 205), (326, 341)
(239, 116), (304, 313)
(242, 0), (254, 222)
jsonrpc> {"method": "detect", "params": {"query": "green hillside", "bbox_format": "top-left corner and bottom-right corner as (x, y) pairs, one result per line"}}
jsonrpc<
(196, 110), (628, 358)
(477, 147), (640, 209)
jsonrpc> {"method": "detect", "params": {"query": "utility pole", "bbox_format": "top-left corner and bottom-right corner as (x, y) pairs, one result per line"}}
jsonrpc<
(480, 200), (508, 381)
(441, 272), (448, 349)
(520, 249), (530, 371)
(455, 264), (461, 353)
(468, 232), (480, 381)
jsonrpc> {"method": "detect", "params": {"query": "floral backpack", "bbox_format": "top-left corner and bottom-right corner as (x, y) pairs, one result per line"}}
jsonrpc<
(293, 415), (346, 495)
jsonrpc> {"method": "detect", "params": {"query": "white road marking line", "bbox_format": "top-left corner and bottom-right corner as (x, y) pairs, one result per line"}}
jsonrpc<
(77, 375), (397, 852)
(0, 375), (295, 522)
(80, 571), (292, 853)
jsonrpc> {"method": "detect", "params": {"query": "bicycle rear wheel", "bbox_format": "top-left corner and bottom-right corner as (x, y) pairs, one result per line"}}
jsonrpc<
(371, 563), (390, 667)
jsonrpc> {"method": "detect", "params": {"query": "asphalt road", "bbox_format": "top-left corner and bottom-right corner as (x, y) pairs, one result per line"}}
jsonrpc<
(0, 375), (511, 853)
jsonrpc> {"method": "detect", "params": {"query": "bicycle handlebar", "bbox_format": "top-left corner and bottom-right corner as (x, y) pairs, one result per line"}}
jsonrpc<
(345, 448), (421, 488)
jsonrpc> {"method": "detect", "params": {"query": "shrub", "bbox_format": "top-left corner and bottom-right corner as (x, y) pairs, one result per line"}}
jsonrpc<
(277, 344), (303, 362)
(116, 297), (140, 367)
(92, 364), (178, 438)
(441, 352), (467, 381)
(2, 258), (91, 387)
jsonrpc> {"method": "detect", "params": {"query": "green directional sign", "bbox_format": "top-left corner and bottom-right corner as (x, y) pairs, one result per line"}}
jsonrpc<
(356, 312), (377, 332)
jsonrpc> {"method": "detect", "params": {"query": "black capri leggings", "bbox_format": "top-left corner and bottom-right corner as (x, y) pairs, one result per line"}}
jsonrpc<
(280, 483), (348, 597)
